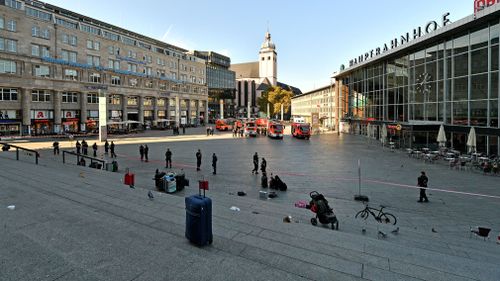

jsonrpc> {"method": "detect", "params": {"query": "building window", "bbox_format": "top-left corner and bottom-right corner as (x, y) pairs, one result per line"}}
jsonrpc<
(61, 50), (77, 62)
(144, 97), (153, 106)
(86, 55), (100, 67)
(129, 78), (138, 87)
(31, 26), (50, 39)
(0, 59), (16, 74)
(80, 24), (100, 36)
(127, 97), (138, 105)
(144, 67), (152, 76)
(108, 95), (121, 105)
(89, 73), (101, 83)
(127, 63), (137, 73)
(111, 76), (121, 85)
(32, 90), (51, 102)
(26, 7), (52, 21)
(87, 93), (98, 104)
(64, 69), (78, 81)
(7, 20), (16, 32)
(62, 34), (77, 46)
(86, 39), (100, 50)
(157, 98), (165, 106)
(55, 18), (78, 29)
(62, 92), (78, 103)
(0, 38), (17, 53)
(34, 65), (50, 77)
(0, 88), (17, 101)
(159, 83), (167, 90)
(0, 17), (4, 29)
(5, 0), (22, 10)
(145, 81), (153, 88)
(128, 50), (137, 59)
(31, 44), (50, 58)
(87, 93), (99, 104)
(108, 59), (120, 70)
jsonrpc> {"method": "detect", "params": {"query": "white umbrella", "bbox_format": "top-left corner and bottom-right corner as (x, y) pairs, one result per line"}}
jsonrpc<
(381, 124), (388, 145)
(437, 124), (447, 147)
(467, 127), (477, 153)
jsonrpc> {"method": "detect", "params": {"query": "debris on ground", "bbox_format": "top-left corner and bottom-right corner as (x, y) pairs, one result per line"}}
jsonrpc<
(283, 216), (292, 223)
(237, 191), (246, 196)
(7, 205), (15, 210)
(230, 206), (240, 211)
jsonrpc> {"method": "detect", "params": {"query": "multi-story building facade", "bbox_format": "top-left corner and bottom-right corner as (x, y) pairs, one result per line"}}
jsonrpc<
(291, 84), (336, 129)
(0, 0), (208, 136)
(334, 7), (500, 154)
(192, 51), (235, 121)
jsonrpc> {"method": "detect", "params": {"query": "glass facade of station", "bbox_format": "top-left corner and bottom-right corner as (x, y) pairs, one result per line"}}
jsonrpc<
(339, 19), (500, 155)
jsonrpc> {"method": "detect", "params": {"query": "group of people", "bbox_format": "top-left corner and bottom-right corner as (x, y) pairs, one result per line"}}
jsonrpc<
(139, 145), (149, 162)
(164, 148), (217, 175)
(206, 126), (215, 136)
(71, 139), (116, 158)
(172, 125), (186, 135)
(232, 127), (245, 138)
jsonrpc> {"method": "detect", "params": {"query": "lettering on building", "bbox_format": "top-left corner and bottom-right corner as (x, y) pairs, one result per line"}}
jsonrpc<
(474, 0), (500, 14)
(348, 13), (451, 67)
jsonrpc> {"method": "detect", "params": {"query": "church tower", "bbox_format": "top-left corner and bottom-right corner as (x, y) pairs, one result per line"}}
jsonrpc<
(259, 31), (277, 86)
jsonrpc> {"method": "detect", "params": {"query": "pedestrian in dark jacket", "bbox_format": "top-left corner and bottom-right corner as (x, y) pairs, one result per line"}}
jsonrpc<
(53, 141), (60, 155)
(196, 149), (202, 171)
(76, 140), (81, 154)
(165, 148), (172, 168)
(110, 141), (116, 158)
(212, 153), (217, 175)
(139, 145), (145, 161)
(104, 140), (109, 154)
(252, 152), (259, 174)
(92, 142), (98, 157)
(144, 145), (149, 162)
(182, 125), (186, 134)
(82, 140), (88, 156)
(261, 157), (267, 175)
(417, 171), (429, 202)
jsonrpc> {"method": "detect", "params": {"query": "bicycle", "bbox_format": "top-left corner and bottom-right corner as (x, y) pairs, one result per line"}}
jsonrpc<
(355, 204), (397, 225)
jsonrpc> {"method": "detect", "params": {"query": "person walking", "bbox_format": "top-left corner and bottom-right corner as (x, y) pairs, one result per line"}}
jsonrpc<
(182, 125), (186, 135)
(110, 141), (116, 158)
(139, 145), (145, 161)
(417, 171), (429, 202)
(212, 153), (217, 175)
(82, 140), (88, 156)
(104, 140), (109, 155)
(261, 157), (267, 175)
(252, 152), (259, 174)
(196, 149), (202, 171)
(76, 140), (81, 154)
(92, 142), (98, 157)
(53, 141), (60, 155)
(206, 126), (210, 136)
(165, 148), (172, 168)
(144, 145), (149, 162)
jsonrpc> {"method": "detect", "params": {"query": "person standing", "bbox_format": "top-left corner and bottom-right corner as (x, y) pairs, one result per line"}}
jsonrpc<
(76, 140), (81, 154)
(110, 141), (116, 158)
(104, 140), (109, 155)
(196, 149), (202, 171)
(212, 153), (217, 175)
(206, 126), (210, 136)
(261, 157), (267, 175)
(182, 125), (186, 135)
(417, 171), (429, 203)
(82, 140), (88, 156)
(144, 145), (149, 162)
(139, 145), (145, 161)
(252, 152), (259, 174)
(53, 141), (60, 155)
(165, 148), (172, 168)
(92, 142), (98, 157)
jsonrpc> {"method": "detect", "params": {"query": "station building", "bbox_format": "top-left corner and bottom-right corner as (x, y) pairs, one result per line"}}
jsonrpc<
(333, 6), (500, 155)
(0, 0), (208, 136)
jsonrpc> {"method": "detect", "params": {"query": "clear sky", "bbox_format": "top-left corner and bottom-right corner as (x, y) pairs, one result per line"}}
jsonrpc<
(44, 0), (473, 93)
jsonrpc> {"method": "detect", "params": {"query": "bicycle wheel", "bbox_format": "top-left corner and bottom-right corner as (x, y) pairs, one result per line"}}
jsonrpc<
(380, 212), (397, 225)
(355, 210), (369, 220)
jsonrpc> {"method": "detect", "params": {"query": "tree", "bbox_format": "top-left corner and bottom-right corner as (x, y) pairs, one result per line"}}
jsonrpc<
(257, 86), (293, 117)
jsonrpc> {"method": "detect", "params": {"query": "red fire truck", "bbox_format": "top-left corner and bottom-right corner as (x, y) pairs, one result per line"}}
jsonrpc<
(291, 122), (311, 139)
(267, 122), (284, 139)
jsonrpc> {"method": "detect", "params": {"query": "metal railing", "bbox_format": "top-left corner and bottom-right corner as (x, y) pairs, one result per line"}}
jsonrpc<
(0, 142), (40, 164)
(62, 150), (105, 169)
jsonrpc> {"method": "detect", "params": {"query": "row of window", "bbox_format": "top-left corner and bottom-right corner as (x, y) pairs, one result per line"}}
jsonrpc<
(0, 17), (17, 32)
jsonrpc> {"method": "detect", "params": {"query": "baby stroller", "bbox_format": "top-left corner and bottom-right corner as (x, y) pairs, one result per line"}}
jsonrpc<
(308, 191), (339, 230)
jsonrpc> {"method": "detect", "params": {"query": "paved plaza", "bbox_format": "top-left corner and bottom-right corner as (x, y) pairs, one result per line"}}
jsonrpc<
(1, 130), (500, 280)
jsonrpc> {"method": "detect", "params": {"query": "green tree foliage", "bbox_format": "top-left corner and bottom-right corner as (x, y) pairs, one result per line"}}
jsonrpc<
(257, 86), (293, 117)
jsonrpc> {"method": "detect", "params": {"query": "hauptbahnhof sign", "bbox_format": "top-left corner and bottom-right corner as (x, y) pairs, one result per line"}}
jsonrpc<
(348, 13), (452, 67)
(475, 0), (500, 14)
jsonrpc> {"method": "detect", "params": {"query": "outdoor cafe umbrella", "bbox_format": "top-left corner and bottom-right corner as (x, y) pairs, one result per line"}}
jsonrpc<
(467, 126), (477, 153)
(380, 124), (388, 145)
(437, 124), (447, 147)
